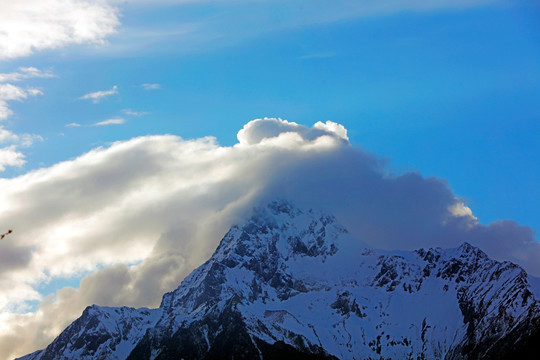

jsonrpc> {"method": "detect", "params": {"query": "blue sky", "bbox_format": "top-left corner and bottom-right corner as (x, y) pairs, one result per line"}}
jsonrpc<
(0, 1), (539, 358)
(2, 0), (538, 230)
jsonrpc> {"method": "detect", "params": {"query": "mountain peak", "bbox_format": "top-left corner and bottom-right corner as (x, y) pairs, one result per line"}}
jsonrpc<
(456, 241), (485, 257)
(159, 200), (355, 313)
(19, 200), (540, 360)
(266, 198), (302, 216)
(224, 199), (349, 258)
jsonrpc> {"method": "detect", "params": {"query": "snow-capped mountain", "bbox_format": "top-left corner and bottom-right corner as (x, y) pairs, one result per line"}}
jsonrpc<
(19, 200), (540, 360)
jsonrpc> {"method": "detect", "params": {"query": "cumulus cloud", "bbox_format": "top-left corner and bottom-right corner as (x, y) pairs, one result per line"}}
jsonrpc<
(0, 118), (537, 359)
(237, 117), (348, 145)
(79, 85), (119, 103)
(0, 0), (119, 60)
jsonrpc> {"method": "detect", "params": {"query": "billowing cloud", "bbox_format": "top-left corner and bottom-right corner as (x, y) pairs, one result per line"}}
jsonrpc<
(237, 117), (348, 145)
(0, 0), (119, 60)
(79, 85), (118, 103)
(0, 118), (536, 359)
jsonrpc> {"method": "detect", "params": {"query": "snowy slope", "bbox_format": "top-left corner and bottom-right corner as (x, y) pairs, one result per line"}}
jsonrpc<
(18, 200), (540, 360)
(22, 306), (162, 360)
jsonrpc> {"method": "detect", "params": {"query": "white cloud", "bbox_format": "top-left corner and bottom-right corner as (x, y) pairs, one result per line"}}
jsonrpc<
(0, 83), (28, 102)
(0, 79), (46, 121)
(65, 123), (82, 128)
(0, 102), (13, 121)
(79, 85), (118, 103)
(0, 118), (537, 359)
(0, 127), (19, 143)
(0, 126), (43, 172)
(0, 145), (26, 171)
(0, 0), (120, 60)
(94, 117), (126, 126)
(237, 117), (348, 145)
(0, 68), (47, 172)
(141, 83), (161, 90)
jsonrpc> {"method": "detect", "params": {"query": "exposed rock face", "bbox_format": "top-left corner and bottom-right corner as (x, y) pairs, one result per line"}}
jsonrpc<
(18, 200), (540, 360)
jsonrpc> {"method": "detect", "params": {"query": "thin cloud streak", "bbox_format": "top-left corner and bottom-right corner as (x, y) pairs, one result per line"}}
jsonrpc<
(65, 123), (82, 128)
(123, 109), (149, 116)
(141, 83), (160, 90)
(79, 86), (119, 104)
(94, 117), (126, 126)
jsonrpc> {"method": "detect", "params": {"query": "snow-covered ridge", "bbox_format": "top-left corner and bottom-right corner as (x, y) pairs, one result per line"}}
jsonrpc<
(19, 200), (540, 360)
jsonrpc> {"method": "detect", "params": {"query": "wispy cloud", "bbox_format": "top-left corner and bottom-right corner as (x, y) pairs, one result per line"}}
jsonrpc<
(65, 123), (82, 128)
(94, 0), (499, 58)
(123, 109), (149, 117)
(94, 117), (125, 126)
(79, 86), (118, 104)
(0, 84), (43, 120)
(0, 67), (54, 83)
(141, 83), (161, 90)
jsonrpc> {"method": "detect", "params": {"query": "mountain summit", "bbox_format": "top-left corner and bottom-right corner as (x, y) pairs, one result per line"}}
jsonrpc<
(19, 200), (540, 359)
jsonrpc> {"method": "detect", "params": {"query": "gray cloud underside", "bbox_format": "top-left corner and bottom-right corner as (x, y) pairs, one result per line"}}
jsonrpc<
(0, 118), (537, 359)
